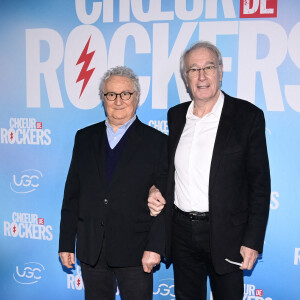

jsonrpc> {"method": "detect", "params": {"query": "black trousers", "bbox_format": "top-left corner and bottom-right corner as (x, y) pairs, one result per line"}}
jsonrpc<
(172, 209), (244, 300)
(81, 239), (153, 300)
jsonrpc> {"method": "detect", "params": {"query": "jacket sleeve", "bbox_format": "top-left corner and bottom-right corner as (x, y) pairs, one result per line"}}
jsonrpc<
(144, 134), (168, 257)
(58, 132), (80, 253)
(242, 109), (271, 253)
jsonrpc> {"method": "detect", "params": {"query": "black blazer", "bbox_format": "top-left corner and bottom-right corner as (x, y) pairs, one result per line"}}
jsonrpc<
(165, 92), (271, 274)
(59, 118), (168, 267)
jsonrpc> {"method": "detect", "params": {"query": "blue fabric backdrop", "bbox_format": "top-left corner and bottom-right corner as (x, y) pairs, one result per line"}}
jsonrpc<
(1, 0), (299, 299)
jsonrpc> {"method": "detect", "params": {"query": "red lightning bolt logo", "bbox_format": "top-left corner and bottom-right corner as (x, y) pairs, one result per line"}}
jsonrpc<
(13, 225), (16, 233)
(76, 36), (95, 98)
(77, 278), (81, 287)
(10, 131), (14, 141)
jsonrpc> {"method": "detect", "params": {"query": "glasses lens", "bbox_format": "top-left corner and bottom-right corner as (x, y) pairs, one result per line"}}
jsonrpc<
(204, 66), (215, 75)
(121, 91), (131, 100)
(189, 69), (199, 77)
(106, 92), (116, 101)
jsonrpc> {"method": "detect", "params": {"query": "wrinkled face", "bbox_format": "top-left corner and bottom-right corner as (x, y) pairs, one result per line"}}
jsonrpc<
(103, 75), (139, 127)
(184, 47), (223, 103)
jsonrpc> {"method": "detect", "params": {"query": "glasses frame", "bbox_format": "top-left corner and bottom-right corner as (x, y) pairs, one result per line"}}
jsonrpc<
(103, 91), (136, 101)
(186, 65), (218, 77)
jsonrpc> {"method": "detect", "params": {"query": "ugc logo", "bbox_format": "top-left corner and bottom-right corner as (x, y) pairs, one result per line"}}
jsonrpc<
(153, 278), (175, 299)
(10, 169), (43, 193)
(13, 262), (45, 285)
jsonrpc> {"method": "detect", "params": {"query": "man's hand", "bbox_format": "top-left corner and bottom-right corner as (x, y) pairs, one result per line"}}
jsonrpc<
(240, 246), (258, 270)
(148, 185), (166, 217)
(142, 251), (161, 273)
(59, 252), (75, 269)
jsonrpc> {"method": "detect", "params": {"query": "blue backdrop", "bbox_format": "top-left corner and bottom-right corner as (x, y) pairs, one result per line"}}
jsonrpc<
(1, 0), (300, 299)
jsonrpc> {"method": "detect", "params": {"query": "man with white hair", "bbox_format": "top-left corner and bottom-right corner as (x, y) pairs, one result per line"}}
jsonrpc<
(59, 66), (167, 300)
(148, 41), (271, 300)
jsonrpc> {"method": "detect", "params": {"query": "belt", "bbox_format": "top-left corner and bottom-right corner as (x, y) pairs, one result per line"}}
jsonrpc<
(174, 205), (209, 221)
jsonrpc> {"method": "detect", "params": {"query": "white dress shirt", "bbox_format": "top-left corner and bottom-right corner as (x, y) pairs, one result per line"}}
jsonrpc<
(174, 92), (224, 212)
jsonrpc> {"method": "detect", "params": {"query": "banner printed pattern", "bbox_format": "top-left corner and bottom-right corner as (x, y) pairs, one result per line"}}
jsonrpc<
(0, 0), (300, 299)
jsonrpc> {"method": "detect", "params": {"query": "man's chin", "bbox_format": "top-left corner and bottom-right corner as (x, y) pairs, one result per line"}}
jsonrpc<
(110, 116), (130, 124)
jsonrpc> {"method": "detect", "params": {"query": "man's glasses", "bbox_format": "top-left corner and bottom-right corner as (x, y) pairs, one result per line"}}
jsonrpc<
(186, 65), (217, 77)
(103, 91), (136, 101)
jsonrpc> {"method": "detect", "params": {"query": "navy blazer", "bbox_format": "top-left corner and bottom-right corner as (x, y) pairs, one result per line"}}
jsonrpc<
(165, 92), (271, 274)
(59, 118), (168, 267)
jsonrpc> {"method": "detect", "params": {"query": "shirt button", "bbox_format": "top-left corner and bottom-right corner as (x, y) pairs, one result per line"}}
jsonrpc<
(100, 221), (104, 227)
(104, 199), (108, 205)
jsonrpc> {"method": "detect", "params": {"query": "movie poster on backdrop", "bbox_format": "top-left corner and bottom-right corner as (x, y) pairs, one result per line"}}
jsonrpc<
(0, 0), (299, 299)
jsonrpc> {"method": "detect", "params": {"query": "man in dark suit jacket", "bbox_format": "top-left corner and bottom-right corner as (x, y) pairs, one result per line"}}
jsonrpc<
(148, 42), (271, 300)
(59, 66), (167, 300)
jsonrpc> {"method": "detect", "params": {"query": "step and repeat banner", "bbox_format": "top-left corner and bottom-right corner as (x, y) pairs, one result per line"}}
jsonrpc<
(1, 0), (300, 299)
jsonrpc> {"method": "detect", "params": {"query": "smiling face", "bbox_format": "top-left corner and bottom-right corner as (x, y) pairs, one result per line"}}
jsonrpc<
(103, 75), (139, 130)
(184, 47), (223, 104)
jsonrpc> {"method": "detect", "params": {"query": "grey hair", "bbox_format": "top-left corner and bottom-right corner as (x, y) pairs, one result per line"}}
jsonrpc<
(99, 66), (141, 101)
(180, 41), (223, 83)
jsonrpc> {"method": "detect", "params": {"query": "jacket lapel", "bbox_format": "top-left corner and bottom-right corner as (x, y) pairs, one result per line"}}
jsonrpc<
(209, 93), (235, 193)
(92, 122), (107, 186)
(169, 102), (190, 169)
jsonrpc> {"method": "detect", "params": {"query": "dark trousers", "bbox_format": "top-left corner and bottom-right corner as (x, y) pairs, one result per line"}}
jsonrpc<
(172, 209), (244, 300)
(81, 239), (153, 300)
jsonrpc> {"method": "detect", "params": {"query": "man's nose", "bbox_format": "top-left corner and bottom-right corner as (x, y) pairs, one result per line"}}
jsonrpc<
(198, 69), (207, 80)
(114, 94), (123, 105)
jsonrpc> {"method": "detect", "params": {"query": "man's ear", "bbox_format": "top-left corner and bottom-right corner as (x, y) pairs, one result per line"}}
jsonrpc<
(135, 92), (140, 108)
(219, 64), (223, 83)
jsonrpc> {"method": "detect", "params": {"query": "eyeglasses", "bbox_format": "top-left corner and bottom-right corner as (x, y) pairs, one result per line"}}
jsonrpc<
(103, 91), (136, 101)
(186, 65), (217, 77)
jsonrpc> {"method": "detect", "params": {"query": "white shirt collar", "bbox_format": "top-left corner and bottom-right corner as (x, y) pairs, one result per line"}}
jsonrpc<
(186, 91), (224, 121)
